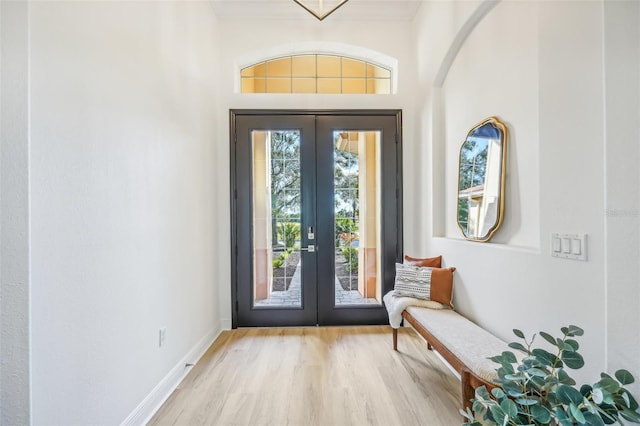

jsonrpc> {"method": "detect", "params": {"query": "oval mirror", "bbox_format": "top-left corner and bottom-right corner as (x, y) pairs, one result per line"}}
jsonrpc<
(457, 117), (508, 242)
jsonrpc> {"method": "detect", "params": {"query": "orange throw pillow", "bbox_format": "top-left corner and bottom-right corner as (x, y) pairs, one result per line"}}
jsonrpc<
(429, 267), (456, 308)
(404, 255), (442, 268)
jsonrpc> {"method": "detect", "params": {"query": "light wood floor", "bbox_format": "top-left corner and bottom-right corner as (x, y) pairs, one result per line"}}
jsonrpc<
(148, 326), (462, 426)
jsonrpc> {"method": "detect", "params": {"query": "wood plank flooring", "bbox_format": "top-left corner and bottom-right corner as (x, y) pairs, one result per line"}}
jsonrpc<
(148, 326), (462, 426)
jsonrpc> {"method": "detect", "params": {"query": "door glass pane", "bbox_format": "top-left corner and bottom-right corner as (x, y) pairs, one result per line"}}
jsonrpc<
(266, 78), (291, 93)
(252, 130), (302, 308)
(342, 79), (366, 94)
(292, 78), (316, 93)
(317, 55), (341, 77)
(342, 57), (365, 78)
(317, 78), (341, 94)
(333, 131), (382, 306)
(266, 57), (291, 77)
(292, 55), (317, 77)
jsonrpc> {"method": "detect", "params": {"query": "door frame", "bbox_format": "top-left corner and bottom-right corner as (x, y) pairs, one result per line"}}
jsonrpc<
(229, 109), (403, 328)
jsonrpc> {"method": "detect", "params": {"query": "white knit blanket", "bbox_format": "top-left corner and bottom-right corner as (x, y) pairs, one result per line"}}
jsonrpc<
(383, 290), (446, 329)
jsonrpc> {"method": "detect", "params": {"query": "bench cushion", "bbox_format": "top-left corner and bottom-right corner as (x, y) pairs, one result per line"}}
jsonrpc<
(406, 306), (515, 383)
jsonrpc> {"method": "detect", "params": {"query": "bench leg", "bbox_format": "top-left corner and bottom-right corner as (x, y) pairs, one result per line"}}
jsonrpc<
(393, 328), (398, 350)
(461, 368), (475, 411)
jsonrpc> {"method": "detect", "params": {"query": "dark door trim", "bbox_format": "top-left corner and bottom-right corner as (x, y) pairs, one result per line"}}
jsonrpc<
(230, 109), (403, 329)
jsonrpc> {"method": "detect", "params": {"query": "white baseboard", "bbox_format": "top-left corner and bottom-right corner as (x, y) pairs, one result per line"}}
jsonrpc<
(220, 317), (232, 330)
(121, 325), (223, 426)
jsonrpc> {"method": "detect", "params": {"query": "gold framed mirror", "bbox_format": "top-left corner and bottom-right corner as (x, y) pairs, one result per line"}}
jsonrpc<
(457, 116), (508, 242)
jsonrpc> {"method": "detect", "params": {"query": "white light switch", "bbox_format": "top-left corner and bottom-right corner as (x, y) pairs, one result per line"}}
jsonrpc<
(551, 233), (587, 261)
(571, 239), (581, 255)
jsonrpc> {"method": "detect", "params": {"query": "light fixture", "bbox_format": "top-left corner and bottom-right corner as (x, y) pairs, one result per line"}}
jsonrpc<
(293, 0), (350, 21)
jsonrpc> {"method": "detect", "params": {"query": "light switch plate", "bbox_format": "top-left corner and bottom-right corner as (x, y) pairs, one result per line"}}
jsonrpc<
(551, 233), (587, 261)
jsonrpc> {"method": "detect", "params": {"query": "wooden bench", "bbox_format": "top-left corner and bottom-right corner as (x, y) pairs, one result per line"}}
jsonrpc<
(393, 306), (514, 410)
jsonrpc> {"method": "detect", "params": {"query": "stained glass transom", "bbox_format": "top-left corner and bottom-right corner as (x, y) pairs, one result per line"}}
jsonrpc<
(241, 54), (391, 94)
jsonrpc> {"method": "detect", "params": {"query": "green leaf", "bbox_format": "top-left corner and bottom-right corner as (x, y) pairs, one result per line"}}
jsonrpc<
(557, 339), (576, 352)
(620, 407), (640, 423)
(557, 384), (585, 405)
(566, 325), (585, 337)
(523, 355), (546, 369)
(515, 397), (539, 406)
(531, 405), (551, 424)
(502, 359), (516, 372)
(500, 399), (518, 418)
(539, 331), (556, 346)
(614, 394), (630, 409)
(570, 402), (587, 424)
(562, 351), (585, 369)
(623, 389), (639, 410)
(530, 375), (546, 391)
(501, 351), (517, 364)
(513, 328), (525, 339)
(527, 368), (548, 378)
(583, 411), (606, 426)
(532, 348), (560, 367)
(497, 365), (515, 378)
(491, 387), (506, 400)
(559, 369), (577, 385)
(597, 376), (621, 394)
(580, 384), (593, 396)
(545, 374), (560, 388)
(565, 339), (580, 351)
(556, 406), (571, 422)
(508, 342), (528, 353)
(592, 388), (604, 404)
(616, 369), (635, 385)
(476, 385), (491, 400)
(459, 408), (470, 419)
(505, 373), (525, 383)
(596, 404), (619, 424)
(489, 355), (504, 364)
(488, 405), (506, 425)
(503, 382), (525, 398)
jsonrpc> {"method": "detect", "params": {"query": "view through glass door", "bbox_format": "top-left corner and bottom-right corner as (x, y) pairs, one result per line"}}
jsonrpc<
(232, 112), (402, 327)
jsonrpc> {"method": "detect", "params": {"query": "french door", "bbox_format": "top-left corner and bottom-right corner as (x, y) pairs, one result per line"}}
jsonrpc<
(231, 110), (402, 327)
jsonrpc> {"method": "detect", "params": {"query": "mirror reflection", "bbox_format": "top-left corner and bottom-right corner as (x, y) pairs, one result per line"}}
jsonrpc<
(457, 117), (507, 242)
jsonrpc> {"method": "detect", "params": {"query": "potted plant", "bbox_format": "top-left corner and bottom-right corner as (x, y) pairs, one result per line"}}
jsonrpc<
(462, 325), (640, 425)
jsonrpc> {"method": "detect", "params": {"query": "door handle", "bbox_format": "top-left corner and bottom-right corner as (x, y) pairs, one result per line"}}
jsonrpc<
(300, 245), (316, 253)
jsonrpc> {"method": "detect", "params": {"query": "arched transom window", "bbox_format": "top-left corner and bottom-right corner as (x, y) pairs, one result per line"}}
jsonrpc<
(241, 54), (391, 94)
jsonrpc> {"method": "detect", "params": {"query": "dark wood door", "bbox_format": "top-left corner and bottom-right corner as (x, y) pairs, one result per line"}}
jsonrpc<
(231, 111), (402, 327)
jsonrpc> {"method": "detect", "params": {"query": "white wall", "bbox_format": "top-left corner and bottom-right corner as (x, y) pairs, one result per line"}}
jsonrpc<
(414, 0), (640, 392)
(25, 1), (221, 423)
(1, 1), (31, 423)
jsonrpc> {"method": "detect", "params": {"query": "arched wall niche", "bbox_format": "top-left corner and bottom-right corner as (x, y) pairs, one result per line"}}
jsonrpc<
(430, 0), (502, 239)
(433, 0), (500, 88)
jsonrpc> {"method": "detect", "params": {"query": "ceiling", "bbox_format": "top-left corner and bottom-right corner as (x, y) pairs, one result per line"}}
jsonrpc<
(209, 0), (424, 21)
